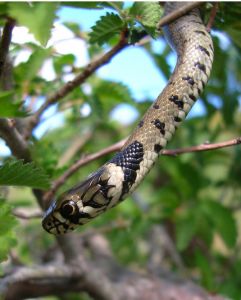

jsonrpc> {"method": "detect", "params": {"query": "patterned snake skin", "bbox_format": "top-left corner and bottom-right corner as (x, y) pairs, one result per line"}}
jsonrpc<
(42, 2), (214, 234)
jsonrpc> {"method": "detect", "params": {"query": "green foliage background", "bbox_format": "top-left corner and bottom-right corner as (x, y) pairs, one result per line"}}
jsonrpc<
(0, 2), (241, 300)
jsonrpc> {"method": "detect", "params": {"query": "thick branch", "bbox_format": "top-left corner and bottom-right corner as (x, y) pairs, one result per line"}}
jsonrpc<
(26, 33), (128, 137)
(0, 18), (15, 79)
(0, 263), (226, 300)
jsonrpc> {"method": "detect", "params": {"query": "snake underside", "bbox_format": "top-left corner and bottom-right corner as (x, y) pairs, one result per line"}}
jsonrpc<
(42, 2), (214, 234)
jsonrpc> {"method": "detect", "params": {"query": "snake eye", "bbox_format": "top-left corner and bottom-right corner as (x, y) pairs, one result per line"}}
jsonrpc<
(60, 200), (78, 219)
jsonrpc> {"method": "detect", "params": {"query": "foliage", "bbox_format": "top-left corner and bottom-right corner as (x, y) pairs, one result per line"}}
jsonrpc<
(0, 2), (241, 300)
(0, 91), (27, 117)
(0, 199), (18, 262)
(89, 12), (124, 45)
(0, 160), (50, 189)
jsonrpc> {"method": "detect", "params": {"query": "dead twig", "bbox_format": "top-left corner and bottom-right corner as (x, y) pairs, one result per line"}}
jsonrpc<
(43, 136), (241, 204)
(12, 208), (43, 219)
(206, 3), (219, 32)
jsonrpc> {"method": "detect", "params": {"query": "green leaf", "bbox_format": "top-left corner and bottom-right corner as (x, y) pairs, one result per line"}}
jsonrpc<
(53, 54), (75, 74)
(0, 200), (18, 262)
(130, 2), (162, 37)
(176, 214), (197, 251)
(201, 200), (237, 248)
(15, 47), (50, 81)
(101, 2), (124, 11)
(89, 12), (124, 45)
(94, 80), (133, 106)
(195, 249), (214, 289)
(62, 2), (103, 9)
(8, 2), (58, 46)
(0, 160), (50, 189)
(0, 91), (28, 117)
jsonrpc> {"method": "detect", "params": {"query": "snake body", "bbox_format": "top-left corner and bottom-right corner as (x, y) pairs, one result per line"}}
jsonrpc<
(42, 2), (214, 234)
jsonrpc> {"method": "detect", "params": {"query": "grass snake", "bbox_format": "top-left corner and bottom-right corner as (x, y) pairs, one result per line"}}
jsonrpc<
(42, 2), (214, 234)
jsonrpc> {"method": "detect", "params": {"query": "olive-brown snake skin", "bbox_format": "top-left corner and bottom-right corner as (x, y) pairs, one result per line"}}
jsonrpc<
(42, 2), (214, 234)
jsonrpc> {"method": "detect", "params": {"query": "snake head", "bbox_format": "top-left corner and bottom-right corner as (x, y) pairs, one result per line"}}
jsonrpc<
(42, 192), (89, 234)
(42, 168), (112, 234)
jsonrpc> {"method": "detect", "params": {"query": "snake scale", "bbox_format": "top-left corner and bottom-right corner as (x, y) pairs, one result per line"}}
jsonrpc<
(42, 2), (214, 234)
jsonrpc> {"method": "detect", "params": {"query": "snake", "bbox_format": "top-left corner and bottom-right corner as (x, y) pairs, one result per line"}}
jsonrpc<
(42, 2), (214, 234)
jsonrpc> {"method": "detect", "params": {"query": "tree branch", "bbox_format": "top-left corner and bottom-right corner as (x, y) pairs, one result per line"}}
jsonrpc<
(158, 2), (203, 29)
(0, 118), (31, 162)
(25, 32), (129, 138)
(0, 262), (226, 300)
(0, 18), (15, 79)
(44, 136), (241, 203)
(12, 208), (43, 219)
(206, 3), (219, 32)
(162, 136), (241, 156)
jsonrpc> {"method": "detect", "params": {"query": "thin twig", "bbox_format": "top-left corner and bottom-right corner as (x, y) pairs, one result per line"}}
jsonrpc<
(206, 3), (219, 32)
(0, 18), (15, 79)
(158, 2), (203, 29)
(43, 138), (127, 203)
(162, 137), (241, 156)
(43, 136), (241, 203)
(12, 208), (43, 219)
(26, 31), (128, 138)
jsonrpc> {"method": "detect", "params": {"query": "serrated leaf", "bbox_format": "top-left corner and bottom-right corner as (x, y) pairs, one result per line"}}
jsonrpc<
(89, 12), (124, 45)
(8, 2), (58, 46)
(201, 200), (237, 248)
(130, 2), (162, 37)
(0, 200), (18, 262)
(0, 91), (28, 117)
(0, 160), (50, 189)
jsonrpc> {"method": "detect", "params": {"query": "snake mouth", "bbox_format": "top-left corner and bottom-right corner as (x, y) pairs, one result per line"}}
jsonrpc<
(42, 201), (61, 234)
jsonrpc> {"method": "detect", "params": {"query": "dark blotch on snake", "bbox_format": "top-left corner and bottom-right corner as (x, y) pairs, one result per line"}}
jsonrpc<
(174, 116), (182, 122)
(182, 76), (195, 85)
(111, 141), (144, 195)
(194, 62), (206, 74)
(189, 94), (196, 101)
(154, 144), (163, 153)
(169, 95), (184, 109)
(195, 30), (206, 36)
(138, 120), (144, 128)
(197, 45), (210, 57)
(151, 119), (165, 135)
(153, 104), (159, 109)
